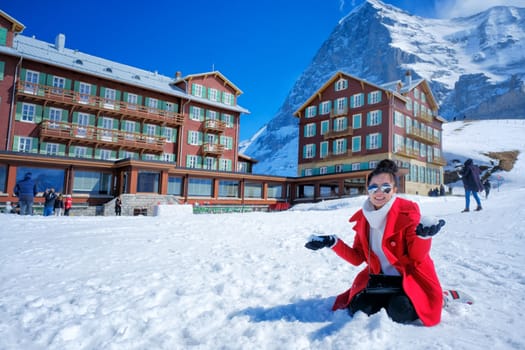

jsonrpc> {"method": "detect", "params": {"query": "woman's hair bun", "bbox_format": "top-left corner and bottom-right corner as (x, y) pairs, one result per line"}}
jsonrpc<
(376, 159), (398, 173)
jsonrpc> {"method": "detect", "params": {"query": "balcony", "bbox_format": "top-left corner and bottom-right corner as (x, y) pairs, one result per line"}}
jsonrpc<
(406, 128), (440, 145)
(394, 146), (420, 159)
(17, 81), (185, 127)
(430, 156), (447, 166)
(39, 120), (166, 154)
(323, 150), (352, 160)
(330, 106), (348, 118)
(203, 119), (226, 134)
(323, 127), (353, 140)
(201, 143), (225, 157)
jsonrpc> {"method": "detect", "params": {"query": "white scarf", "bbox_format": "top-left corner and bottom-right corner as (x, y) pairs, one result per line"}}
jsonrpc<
(362, 195), (400, 276)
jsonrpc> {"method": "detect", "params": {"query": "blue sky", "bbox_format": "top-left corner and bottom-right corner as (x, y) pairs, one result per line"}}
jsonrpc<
(2, 0), (521, 139)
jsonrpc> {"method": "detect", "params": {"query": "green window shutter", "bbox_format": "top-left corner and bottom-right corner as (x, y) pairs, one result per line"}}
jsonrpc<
(12, 136), (19, 150)
(342, 139), (347, 150)
(35, 105), (43, 123)
(366, 135), (370, 149)
(39, 142), (47, 154)
(99, 86), (106, 97)
(123, 92), (128, 102)
(90, 84), (97, 96)
(113, 119), (119, 129)
(115, 90), (121, 101)
(198, 132), (203, 145)
(344, 80), (348, 89)
(0, 61), (5, 80)
(303, 125), (308, 137)
(46, 75), (54, 85)
(302, 145), (306, 159)
(72, 112), (78, 123)
(191, 84), (196, 95)
(313, 123), (317, 135)
(332, 140), (337, 151)
(38, 73), (46, 85)
(350, 96), (354, 108)
(65, 78), (72, 90)
(186, 130), (191, 144)
(366, 112), (371, 126)
(0, 28), (7, 46)
(367, 93), (371, 104)
(86, 147), (94, 157)
(343, 117), (348, 129)
(378, 133), (383, 148)
(321, 142), (328, 157)
(59, 144), (66, 156)
(321, 120), (329, 134)
(74, 81), (80, 92)
(31, 138), (38, 153)
(43, 107), (50, 119)
(378, 110), (382, 124)
(20, 68), (27, 81)
(15, 102), (22, 120)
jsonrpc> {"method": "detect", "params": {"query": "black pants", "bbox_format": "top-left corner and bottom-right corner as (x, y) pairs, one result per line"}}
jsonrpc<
(349, 279), (419, 324)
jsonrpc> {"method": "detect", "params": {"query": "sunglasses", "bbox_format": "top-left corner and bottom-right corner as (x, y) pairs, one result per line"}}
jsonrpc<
(367, 183), (393, 195)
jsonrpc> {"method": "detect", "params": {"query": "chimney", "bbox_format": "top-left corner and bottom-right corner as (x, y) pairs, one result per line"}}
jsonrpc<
(175, 71), (182, 80)
(405, 70), (412, 87)
(55, 33), (65, 52)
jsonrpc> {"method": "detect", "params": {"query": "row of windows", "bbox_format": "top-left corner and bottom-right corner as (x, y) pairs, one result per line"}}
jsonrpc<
(302, 133), (382, 159)
(304, 91), (383, 118)
(303, 112), (441, 140)
(302, 162), (442, 186)
(191, 83), (235, 106)
(187, 131), (233, 149)
(188, 106), (235, 126)
(169, 177), (283, 199)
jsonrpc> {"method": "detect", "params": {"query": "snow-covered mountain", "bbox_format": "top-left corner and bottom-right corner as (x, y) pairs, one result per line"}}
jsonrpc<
(242, 0), (525, 176)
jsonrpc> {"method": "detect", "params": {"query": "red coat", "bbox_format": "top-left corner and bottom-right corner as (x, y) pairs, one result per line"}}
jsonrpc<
(64, 197), (73, 210)
(331, 197), (443, 326)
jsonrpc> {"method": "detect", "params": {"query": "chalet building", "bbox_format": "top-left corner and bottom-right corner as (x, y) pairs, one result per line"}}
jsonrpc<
(0, 10), (290, 213)
(293, 71), (446, 200)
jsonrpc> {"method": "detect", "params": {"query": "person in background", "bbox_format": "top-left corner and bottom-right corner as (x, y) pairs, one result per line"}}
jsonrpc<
(305, 159), (444, 327)
(483, 179), (491, 199)
(54, 193), (64, 216)
(458, 159), (483, 212)
(13, 172), (38, 215)
(64, 194), (73, 216)
(3, 201), (15, 214)
(43, 188), (57, 216)
(115, 196), (122, 216)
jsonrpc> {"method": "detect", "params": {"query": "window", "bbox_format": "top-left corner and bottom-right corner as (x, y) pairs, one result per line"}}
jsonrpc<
(334, 97), (347, 115)
(0, 164), (6, 193)
(305, 106), (317, 118)
(208, 88), (219, 102)
(136, 171), (160, 193)
(304, 123), (316, 137)
(335, 164), (344, 173)
(52, 76), (65, 94)
(352, 114), (362, 129)
(76, 113), (89, 137)
(334, 139), (346, 155)
(334, 117), (346, 131)
(368, 90), (382, 104)
(165, 102), (176, 112)
(267, 184), (283, 198)
(124, 120), (136, 140)
(73, 170), (111, 194)
(193, 84), (205, 98)
(17, 167), (65, 193)
(352, 163), (361, 171)
(190, 106), (203, 121)
(203, 157), (216, 170)
(244, 182), (262, 198)
(320, 101), (331, 115)
(167, 177), (183, 196)
(367, 110), (382, 126)
(163, 127), (174, 142)
(222, 92), (234, 105)
(78, 82), (91, 103)
(394, 111), (405, 127)
(394, 134), (404, 153)
(104, 88), (116, 108)
(413, 101), (419, 117)
(352, 136), (361, 152)
(320, 166), (328, 175)
(304, 144), (315, 159)
(207, 110), (218, 120)
(99, 149), (112, 160)
(49, 108), (62, 128)
(367, 133), (381, 150)
(219, 159), (232, 171)
(320, 120), (329, 135)
(187, 155), (200, 168)
(73, 146), (87, 158)
(188, 178), (213, 197)
(222, 114), (234, 128)
(219, 180), (239, 198)
(351, 93), (364, 108)
(320, 141), (328, 158)
(188, 131), (200, 145)
(304, 168), (313, 176)
(335, 79), (347, 91)
(101, 117), (114, 141)
(24, 70), (39, 94)
(127, 93), (138, 108)
(148, 98), (158, 112)
(18, 137), (32, 152)
(22, 103), (36, 122)
(45, 143), (59, 156)
(146, 124), (156, 136)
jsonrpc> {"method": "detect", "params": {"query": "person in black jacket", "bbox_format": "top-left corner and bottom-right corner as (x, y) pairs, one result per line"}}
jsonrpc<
(458, 159), (483, 212)
(13, 172), (38, 215)
(43, 188), (57, 216)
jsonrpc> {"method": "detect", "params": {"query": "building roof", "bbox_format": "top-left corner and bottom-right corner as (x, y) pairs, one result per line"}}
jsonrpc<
(179, 71), (243, 95)
(0, 10), (25, 33)
(0, 33), (249, 114)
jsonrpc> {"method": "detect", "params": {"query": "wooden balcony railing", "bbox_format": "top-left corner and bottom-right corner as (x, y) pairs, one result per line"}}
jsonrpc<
(17, 81), (184, 127)
(39, 120), (166, 154)
(406, 128), (440, 145)
(323, 127), (353, 140)
(394, 146), (420, 159)
(330, 106), (348, 118)
(323, 150), (352, 160)
(203, 119), (226, 133)
(201, 143), (225, 156)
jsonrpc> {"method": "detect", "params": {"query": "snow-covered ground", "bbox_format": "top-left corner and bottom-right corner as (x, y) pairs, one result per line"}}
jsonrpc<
(1, 120), (524, 349)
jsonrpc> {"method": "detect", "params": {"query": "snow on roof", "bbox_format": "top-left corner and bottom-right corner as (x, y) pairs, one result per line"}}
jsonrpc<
(3, 34), (249, 114)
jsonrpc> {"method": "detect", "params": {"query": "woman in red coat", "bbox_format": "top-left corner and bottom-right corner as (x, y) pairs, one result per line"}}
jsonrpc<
(305, 159), (443, 326)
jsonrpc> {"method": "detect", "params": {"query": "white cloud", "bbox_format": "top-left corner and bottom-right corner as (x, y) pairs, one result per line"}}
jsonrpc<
(436, 0), (525, 18)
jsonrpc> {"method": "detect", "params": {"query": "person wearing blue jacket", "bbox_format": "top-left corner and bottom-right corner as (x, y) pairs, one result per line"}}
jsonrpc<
(458, 159), (483, 212)
(13, 172), (38, 215)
